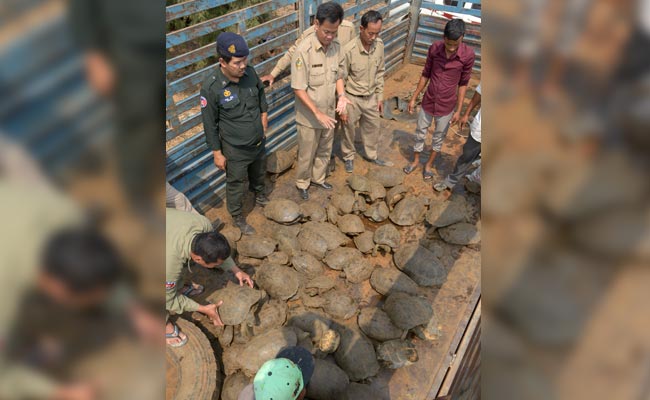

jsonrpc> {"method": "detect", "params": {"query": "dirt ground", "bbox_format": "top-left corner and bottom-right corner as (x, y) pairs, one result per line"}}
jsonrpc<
(181, 63), (482, 399)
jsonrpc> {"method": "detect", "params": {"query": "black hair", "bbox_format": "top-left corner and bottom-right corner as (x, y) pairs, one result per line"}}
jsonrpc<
(444, 18), (466, 40)
(191, 231), (231, 263)
(361, 10), (383, 28)
(42, 228), (123, 293)
(218, 50), (233, 64)
(315, 1), (344, 25)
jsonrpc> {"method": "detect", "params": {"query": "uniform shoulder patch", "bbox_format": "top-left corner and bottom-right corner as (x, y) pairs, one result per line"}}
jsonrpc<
(200, 96), (207, 108)
(166, 281), (176, 290)
(295, 58), (303, 69)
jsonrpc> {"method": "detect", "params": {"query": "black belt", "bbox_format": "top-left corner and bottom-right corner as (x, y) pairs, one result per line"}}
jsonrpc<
(222, 136), (266, 149)
(346, 91), (373, 99)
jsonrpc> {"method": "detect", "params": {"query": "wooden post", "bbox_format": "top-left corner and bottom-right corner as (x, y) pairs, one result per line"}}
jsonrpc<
(298, 0), (306, 34)
(404, 0), (423, 64)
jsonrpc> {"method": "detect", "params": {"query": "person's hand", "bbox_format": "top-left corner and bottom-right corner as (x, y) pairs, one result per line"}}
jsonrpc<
(52, 382), (98, 400)
(450, 111), (461, 126)
(200, 302), (223, 326)
(261, 113), (268, 133)
(260, 74), (275, 87)
(459, 114), (470, 130)
(315, 111), (336, 129)
(129, 304), (164, 346)
(377, 100), (384, 114)
(234, 270), (254, 288)
(407, 98), (416, 114)
(339, 113), (349, 125)
(336, 95), (352, 114)
(213, 151), (227, 171)
(84, 52), (114, 97)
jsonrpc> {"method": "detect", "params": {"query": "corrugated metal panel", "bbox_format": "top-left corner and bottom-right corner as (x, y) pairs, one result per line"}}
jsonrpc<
(166, 0), (415, 212)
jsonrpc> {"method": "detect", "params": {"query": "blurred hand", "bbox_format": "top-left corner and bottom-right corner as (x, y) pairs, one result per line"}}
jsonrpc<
(84, 51), (114, 97)
(261, 113), (268, 133)
(234, 270), (254, 288)
(408, 98), (416, 114)
(340, 113), (349, 125)
(315, 111), (336, 129)
(52, 382), (97, 400)
(459, 114), (470, 131)
(129, 304), (164, 346)
(450, 111), (461, 126)
(213, 151), (227, 171)
(201, 302), (223, 326)
(336, 95), (352, 114)
(377, 100), (384, 114)
(260, 74), (275, 87)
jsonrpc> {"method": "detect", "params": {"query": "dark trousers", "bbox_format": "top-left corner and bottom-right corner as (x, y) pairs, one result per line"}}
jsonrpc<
(221, 140), (266, 216)
(444, 134), (481, 187)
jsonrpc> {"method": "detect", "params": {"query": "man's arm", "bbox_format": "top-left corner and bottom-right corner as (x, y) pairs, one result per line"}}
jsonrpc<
(261, 29), (310, 85)
(200, 86), (226, 170)
(459, 87), (481, 130)
(451, 51), (475, 125)
(256, 72), (269, 132)
(376, 44), (386, 112)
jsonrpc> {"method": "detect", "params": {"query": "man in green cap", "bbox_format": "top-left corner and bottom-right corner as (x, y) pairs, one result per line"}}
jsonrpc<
(166, 208), (253, 347)
(200, 32), (269, 235)
(238, 346), (315, 400)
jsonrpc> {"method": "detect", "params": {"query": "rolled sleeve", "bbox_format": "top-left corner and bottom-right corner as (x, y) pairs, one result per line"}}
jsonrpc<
(291, 52), (308, 90)
(459, 52), (475, 87)
(166, 284), (200, 314)
(200, 87), (221, 151)
(220, 256), (236, 272)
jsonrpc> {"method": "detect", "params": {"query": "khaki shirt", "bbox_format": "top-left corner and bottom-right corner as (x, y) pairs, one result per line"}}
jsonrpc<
(166, 208), (234, 314)
(340, 36), (385, 100)
(271, 19), (355, 78)
(291, 35), (343, 128)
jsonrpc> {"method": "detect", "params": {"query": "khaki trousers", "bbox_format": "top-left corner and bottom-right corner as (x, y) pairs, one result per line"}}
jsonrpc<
(295, 125), (334, 190)
(342, 93), (380, 161)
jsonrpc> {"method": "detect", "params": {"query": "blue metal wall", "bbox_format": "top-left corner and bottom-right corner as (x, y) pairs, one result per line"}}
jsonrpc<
(166, 0), (413, 212)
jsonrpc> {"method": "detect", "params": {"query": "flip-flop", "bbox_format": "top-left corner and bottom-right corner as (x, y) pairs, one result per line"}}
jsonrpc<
(180, 282), (204, 297)
(166, 323), (188, 348)
(402, 164), (417, 174)
(433, 182), (451, 192)
(423, 170), (434, 180)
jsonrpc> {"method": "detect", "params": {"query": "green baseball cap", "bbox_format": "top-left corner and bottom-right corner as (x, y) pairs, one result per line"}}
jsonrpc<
(253, 358), (304, 400)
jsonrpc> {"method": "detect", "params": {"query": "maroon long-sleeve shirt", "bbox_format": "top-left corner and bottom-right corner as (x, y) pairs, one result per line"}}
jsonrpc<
(420, 40), (475, 117)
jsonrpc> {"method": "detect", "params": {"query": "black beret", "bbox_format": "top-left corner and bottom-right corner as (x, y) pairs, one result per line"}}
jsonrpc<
(216, 32), (249, 57)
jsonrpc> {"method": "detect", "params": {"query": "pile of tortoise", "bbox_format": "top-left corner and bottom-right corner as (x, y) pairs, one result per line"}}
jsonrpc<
(194, 160), (481, 400)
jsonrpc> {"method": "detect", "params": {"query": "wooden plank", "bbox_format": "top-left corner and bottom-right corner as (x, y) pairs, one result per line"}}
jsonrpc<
(419, 2), (481, 17)
(166, 0), (298, 48)
(343, 0), (388, 19)
(166, 0), (239, 22)
(404, 0), (423, 63)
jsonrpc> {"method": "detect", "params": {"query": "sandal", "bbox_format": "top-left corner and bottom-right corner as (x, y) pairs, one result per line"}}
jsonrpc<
(166, 323), (188, 348)
(423, 169), (434, 180)
(180, 282), (204, 297)
(402, 164), (417, 174)
(433, 182), (451, 192)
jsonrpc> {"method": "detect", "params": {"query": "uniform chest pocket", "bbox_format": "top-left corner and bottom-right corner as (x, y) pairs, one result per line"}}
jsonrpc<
(309, 67), (326, 87)
(244, 87), (259, 109)
(220, 91), (241, 109)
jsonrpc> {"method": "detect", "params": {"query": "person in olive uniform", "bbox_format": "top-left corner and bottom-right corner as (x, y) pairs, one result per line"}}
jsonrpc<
(200, 32), (269, 235)
(338, 10), (393, 173)
(291, 2), (348, 200)
(166, 208), (253, 347)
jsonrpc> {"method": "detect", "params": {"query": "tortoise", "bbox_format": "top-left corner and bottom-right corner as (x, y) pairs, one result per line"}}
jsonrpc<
(337, 214), (365, 236)
(388, 195), (427, 226)
(357, 307), (404, 341)
(348, 175), (386, 202)
(304, 275), (337, 296)
(376, 339), (419, 369)
(369, 267), (419, 296)
(297, 228), (329, 259)
(373, 224), (401, 253)
(205, 284), (264, 326)
(236, 235), (277, 259)
(243, 298), (287, 337)
(386, 184), (409, 210)
(334, 326), (380, 381)
(317, 329), (340, 353)
(233, 327), (298, 377)
(363, 201), (389, 222)
(268, 222), (301, 256)
(322, 290), (358, 320)
(219, 325), (234, 348)
(266, 149), (296, 181)
(263, 199), (302, 225)
(425, 195), (470, 227)
(302, 221), (351, 249)
(353, 231), (375, 254)
(286, 306), (332, 342)
(265, 251), (289, 265)
(438, 222), (481, 245)
(220, 226), (242, 255)
(343, 383), (385, 400)
(221, 371), (250, 400)
(366, 180), (387, 202)
(393, 243), (446, 287)
(331, 192), (355, 214)
(351, 195), (368, 214)
(326, 203), (340, 224)
(300, 200), (327, 222)
(307, 358), (350, 400)
(383, 292), (434, 330)
(323, 247), (363, 271)
(365, 166), (405, 188)
(291, 251), (325, 278)
(342, 256), (375, 284)
(412, 312), (441, 341)
(255, 263), (299, 300)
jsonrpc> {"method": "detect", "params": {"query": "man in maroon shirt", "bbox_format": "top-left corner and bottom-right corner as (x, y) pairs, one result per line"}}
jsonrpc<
(403, 19), (475, 180)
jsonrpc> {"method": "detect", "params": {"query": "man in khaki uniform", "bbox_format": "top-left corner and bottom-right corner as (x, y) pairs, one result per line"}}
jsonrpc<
(291, 2), (348, 200)
(260, 19), (355, 86)
(338, 10), (393, 173)
(166, 208), (253, 347)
